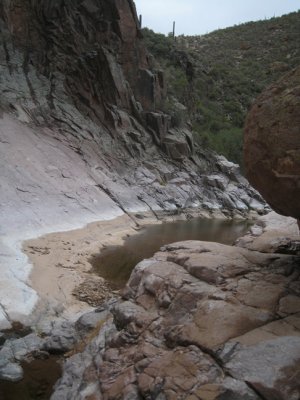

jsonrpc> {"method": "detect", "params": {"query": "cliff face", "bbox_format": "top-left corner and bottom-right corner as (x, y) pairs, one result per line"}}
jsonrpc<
(0, 0), (267, 328)
(0, 0), (266, 210)
(51, 214), (300, 400)
(0, 0), (163, 128)
(244, 67), (300, 220)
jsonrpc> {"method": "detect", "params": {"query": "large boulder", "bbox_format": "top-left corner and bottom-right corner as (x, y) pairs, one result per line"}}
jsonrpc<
(244, 67), (300, 220)
(52, 231), (300, 400)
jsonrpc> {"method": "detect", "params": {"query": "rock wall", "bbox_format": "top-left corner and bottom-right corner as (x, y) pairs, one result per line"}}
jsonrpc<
(0, 0), (267, 328)
(0, 0), (266, 218)
(0, 0), (166, 144)
(244, 67), (300, 219)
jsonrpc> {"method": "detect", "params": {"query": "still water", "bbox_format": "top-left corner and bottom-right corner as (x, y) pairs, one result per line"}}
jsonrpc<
(0, 217), (251, 400)
(91, 217), (252, 287)
(0, 357), (61, 400)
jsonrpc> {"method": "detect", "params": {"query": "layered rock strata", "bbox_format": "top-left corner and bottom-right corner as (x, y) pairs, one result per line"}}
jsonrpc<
(0, 0), (267, 328)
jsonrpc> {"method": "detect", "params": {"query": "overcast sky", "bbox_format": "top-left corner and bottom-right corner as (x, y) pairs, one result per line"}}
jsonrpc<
(134, 0), (300, 36)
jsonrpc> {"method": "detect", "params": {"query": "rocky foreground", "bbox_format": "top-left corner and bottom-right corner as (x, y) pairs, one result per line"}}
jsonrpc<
(3, 213), (289, 399)
(0, 214), (299, 399)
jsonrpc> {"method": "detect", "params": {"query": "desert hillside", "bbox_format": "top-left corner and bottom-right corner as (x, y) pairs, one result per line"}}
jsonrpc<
(142, 11), (300, 164)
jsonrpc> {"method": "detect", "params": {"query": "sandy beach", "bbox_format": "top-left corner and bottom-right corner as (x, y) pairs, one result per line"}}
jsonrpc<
(23, 213), (159, 322)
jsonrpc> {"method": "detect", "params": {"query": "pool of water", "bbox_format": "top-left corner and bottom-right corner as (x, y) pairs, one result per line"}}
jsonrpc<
(0, 217), (251, 400)
(91, 217), (252, 287)
(0, 357), (62, 400)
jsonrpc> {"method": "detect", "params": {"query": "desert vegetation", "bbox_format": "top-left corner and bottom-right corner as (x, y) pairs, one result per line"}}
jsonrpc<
(142, 11), (300, 166)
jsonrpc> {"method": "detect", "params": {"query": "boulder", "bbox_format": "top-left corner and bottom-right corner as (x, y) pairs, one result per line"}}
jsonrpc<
(223, 336), (300, 400)
(244, 67), (300, 220)
(52, 223), (300, 399)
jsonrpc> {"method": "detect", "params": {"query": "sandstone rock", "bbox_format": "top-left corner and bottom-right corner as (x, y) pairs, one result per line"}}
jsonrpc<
(52, 223), (300, 399)
(244, 67), (300, 219)
(224, 337), (300, 400)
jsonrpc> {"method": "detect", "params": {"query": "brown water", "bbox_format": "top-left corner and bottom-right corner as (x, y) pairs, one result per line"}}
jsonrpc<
(0, 357), (62, 400)
(91, 217), (252, 287)
(0, 217), (251, 400)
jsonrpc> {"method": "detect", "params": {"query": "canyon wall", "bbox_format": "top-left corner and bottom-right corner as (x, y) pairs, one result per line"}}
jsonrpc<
(244, 66), (300, 220)
(0, 0), (266, 327)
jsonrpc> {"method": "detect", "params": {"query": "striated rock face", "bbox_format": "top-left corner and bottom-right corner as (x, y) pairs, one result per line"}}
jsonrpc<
(0, 0), (267, 328)
(51, 215), (300, 400)
(244, 67), (300, 219)
(0, 0), (161, 115)
(0, 0), (267, 222)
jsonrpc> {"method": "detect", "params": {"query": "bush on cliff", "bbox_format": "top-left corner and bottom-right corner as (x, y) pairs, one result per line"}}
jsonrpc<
(142, 11), (300, 166)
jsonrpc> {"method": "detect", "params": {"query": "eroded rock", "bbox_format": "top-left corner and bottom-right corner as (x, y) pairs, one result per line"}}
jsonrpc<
(244, 67), (300, 219)
(0, 0), (268, 328)
(223, 337), (300, 400)
(52, 216), (300, 399)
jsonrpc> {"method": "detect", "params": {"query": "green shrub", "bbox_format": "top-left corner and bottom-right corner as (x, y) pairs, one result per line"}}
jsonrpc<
(141, 11), (300, 166)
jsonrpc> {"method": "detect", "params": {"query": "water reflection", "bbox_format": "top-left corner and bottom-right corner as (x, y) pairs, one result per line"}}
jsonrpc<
(91, 218), (252, 287)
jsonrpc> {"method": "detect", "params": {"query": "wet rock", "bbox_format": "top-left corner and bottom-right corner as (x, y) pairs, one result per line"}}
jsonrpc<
(75, 309), (109, 334)
(5, 333), (44, 361)
(0, 361), (23, 382)
(0, 332), (45, 381)
(0, 309), (114, 386)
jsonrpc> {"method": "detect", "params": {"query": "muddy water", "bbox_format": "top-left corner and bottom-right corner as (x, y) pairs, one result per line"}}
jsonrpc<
(0, 217), (251, 400)
(0, 357), (62, 400)
(91, 217), (252, 287)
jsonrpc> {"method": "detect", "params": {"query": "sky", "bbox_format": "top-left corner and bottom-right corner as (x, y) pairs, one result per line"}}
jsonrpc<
(134, 0), (300, 36)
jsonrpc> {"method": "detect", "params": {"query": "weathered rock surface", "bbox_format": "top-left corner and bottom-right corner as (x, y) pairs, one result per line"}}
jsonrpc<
(244, 66), (300, 219)
(51, 214), (300, 400)
(0, 0), (267, 328)
(0, 307), (110, 382)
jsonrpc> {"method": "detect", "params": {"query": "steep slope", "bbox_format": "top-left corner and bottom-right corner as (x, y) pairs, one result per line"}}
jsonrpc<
(142, 11), (300, 165)
(245, 67), (300, 221)
(0, 0), (266, 328)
